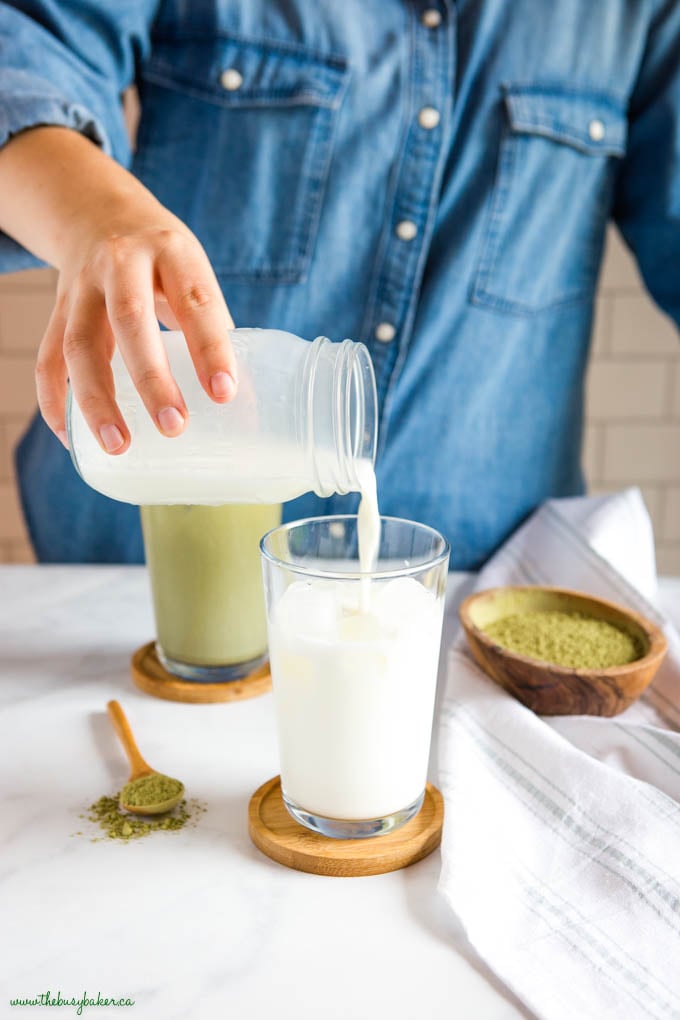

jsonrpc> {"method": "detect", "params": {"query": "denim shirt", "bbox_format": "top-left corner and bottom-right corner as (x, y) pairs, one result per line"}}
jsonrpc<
(1, 0), (679, 565)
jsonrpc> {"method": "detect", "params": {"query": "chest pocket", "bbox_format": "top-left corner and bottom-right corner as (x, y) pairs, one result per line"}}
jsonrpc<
(134, 36), (348, 283)
(471, 85), (627, 315)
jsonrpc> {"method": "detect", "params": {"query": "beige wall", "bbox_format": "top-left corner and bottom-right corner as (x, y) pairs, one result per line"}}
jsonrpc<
(0, 228), (679, 570)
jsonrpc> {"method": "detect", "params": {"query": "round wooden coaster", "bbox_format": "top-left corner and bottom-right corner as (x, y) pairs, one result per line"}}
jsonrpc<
(130, 642), (272, 704)
(248, 776), (444, 877)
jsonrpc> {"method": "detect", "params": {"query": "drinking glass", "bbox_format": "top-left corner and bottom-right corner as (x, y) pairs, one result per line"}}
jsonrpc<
(142, 503), (281, 682)
(260, 515), (449, 838)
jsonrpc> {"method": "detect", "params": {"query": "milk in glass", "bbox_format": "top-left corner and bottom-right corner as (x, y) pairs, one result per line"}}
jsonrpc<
(266, 464), (445, 822)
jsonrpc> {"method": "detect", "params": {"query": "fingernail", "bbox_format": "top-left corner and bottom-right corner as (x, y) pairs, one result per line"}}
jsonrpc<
(99, 424), (125, 453)
(57, 429), (69, 450)
(210, 371), (237, 400)
(158, 406), (185, 435)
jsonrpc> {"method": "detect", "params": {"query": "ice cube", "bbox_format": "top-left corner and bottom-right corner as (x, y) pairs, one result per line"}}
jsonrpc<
(338, 609), (384, 643)
(374, 577), (436, 635)
(274, 580), (338, 641)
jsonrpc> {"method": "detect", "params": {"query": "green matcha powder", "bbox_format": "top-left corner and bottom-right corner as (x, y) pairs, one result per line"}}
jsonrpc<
(482, 610), (643, 670)
(120, 774), (184, 807)
(76, 792), (205, 842)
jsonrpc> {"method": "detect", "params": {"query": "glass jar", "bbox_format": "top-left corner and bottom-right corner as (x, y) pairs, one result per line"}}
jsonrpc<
(67, 328), (377, 505)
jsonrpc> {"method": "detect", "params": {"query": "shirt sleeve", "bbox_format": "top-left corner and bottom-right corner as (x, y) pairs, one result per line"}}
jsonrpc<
(613, 0), (680, 331)
(0, 0), (158, 271)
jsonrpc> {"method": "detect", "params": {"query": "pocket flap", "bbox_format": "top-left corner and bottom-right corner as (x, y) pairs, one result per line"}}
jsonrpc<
(503, 85), (627, 156)
(145, 35), (348, 110)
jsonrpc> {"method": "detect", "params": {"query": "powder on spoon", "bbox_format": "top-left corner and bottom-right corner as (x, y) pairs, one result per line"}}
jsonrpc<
(120, 774), (184, 807)
(481, 610), (642, 670)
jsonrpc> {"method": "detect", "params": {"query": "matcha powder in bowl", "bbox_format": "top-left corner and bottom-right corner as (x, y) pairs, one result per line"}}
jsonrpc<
(482, 610), (642, 670)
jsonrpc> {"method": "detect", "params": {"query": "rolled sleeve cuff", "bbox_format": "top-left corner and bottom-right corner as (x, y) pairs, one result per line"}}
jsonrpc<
(0, 81), (111, 271)
(0, 92), (109, 151)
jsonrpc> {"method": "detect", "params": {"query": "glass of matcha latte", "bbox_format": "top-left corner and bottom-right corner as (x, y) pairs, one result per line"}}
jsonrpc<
(141, 503), (282, 682)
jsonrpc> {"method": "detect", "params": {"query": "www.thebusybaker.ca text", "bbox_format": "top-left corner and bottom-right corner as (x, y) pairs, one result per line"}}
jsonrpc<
(9, 990), (134, 1015)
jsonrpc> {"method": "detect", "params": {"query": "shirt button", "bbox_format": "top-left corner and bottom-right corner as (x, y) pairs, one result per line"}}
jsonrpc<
(421, 8), (442, 28)
(418, 106), (441, 130)
(395, 219), (418, 241)
(220, 68), (243, 91)
(375, 322), (396, 343)
(588, 118), (605, 142)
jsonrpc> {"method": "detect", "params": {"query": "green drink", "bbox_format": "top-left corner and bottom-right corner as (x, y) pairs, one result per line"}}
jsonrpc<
(141, 503), (282, 681)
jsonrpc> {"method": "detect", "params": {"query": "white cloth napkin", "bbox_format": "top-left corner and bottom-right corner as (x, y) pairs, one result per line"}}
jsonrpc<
(438, 488), (680, 1020)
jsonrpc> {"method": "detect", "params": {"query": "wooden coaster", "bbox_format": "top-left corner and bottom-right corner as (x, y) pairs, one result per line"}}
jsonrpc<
(130, 641), (272, 704)
(248, 776), (444, 877)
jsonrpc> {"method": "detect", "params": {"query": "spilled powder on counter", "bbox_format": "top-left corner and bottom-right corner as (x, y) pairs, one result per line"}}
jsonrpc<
(74, 793), (206, 842)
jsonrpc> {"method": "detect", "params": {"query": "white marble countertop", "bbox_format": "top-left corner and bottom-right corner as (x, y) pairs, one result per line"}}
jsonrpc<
(2, 567), (679, 1020)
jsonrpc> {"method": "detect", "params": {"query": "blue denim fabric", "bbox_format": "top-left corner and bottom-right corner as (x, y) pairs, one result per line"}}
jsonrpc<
(16, 414), (144, 563)
(1, 1), (679, 566)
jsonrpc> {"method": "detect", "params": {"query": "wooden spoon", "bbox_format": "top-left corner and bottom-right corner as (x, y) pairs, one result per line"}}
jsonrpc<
(106, 699), (185, 815)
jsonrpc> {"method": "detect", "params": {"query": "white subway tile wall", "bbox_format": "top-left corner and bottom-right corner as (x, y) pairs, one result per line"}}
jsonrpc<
(0, 267), (58, 562)
(587, 229), (680, 573)
(0, 229), (678, 569)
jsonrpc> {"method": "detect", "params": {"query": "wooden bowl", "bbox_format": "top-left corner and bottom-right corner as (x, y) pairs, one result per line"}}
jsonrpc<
(459, 586), (667, 716)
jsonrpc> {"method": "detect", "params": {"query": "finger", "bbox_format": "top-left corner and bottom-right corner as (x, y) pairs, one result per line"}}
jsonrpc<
(153, 292), (181, 331)
(156, 241), (238, 403)
(35, 299), (70, 447)
(62, 288), (131, 456)
(103, 250), (188, 437)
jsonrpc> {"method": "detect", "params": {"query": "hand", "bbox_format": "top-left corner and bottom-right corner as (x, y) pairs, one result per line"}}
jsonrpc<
(0, 126), (237, 455)
(37, 209), (237, 454)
